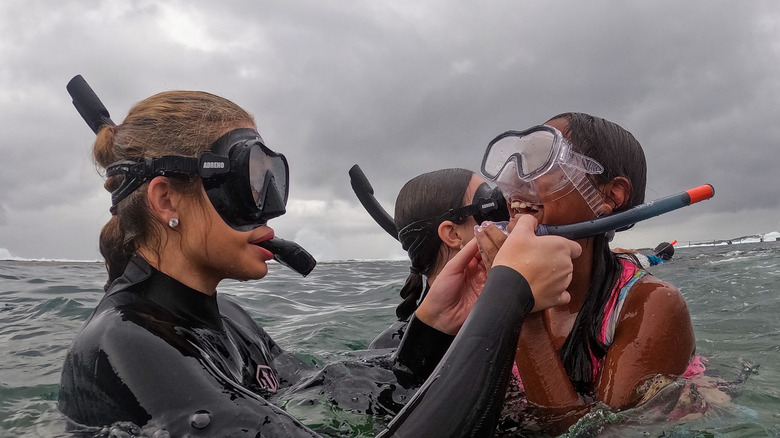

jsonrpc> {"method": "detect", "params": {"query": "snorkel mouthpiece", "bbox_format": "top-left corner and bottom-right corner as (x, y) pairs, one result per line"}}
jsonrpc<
(256, 238), (317, 277)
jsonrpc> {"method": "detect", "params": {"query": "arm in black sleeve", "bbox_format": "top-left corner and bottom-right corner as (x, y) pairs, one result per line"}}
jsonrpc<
(377, 266), (535, 438)
(391, 315), (455, 387)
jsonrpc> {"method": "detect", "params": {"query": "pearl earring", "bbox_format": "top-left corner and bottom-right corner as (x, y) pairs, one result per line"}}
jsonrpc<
(168, 217), (179, 228)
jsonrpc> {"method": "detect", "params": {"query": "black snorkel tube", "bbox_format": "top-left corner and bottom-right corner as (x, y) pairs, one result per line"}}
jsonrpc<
(349, 164), (714, 242)
(66, 75), (316, 277)
(349, 165), (399, 240)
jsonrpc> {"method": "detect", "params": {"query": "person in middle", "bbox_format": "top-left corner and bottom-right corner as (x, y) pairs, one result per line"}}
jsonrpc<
(369, 168), (509, 349)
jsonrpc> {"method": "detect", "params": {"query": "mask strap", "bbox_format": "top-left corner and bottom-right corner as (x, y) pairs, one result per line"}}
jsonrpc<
(560, 162), (609, 217)
(106, 156), (199, 207)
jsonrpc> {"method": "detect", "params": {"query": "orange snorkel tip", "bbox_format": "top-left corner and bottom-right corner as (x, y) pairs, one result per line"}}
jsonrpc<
(684, 184), (715, 205)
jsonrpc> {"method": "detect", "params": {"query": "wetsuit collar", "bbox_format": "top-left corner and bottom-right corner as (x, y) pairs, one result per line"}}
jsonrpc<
(108, 255), (224, 330)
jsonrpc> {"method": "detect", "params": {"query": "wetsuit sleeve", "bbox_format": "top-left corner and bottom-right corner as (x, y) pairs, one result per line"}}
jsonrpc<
(391, 316), (455, 386)
(377, 266), (534, 438)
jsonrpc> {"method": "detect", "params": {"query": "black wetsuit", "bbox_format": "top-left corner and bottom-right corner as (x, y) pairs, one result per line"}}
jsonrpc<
(369, 283), (432, 350)
(59, 255), (535, 437)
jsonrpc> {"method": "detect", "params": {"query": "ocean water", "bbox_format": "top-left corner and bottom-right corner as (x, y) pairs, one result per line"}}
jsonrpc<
(1, 242), (778, 437)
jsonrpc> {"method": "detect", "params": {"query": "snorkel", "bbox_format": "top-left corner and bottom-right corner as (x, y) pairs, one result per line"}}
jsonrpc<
(349, 164), (714, 241)
(534, 185), (714, 239)
(67, 75), (316, 276)
(349, 165), (399, 240)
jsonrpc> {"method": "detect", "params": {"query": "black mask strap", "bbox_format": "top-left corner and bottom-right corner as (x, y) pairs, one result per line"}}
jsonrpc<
(106, 156), (199, 206)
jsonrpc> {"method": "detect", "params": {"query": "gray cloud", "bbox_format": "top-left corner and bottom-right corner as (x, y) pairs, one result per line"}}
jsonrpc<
(1, 0), (778, 260)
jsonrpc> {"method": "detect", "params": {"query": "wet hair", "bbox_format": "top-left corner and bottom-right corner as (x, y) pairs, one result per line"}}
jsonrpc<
(654, 242), (675, 260)
(93, 91), (254, 286)
(394, 168), (474, 319)
(546, 112), (647, 394)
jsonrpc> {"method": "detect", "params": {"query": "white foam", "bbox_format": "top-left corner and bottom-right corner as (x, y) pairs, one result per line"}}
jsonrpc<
(0, 247), (99, 263)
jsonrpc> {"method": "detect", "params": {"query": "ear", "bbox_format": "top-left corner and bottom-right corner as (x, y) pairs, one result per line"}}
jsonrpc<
(601, 177), (631, 213)
(437, 220), (463, 250)
(146, 176), (181, 226)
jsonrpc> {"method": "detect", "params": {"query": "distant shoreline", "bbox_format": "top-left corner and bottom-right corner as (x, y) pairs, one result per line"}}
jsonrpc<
(2, 232), (778, 263)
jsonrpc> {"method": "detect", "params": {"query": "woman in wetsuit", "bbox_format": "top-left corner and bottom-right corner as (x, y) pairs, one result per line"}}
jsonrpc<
(480, 113), (697, 433)
(58, 89), (581, 437)
(369, 168), (509, 349)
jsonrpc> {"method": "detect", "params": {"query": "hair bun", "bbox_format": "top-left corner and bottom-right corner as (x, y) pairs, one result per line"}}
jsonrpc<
(93, 124), (118, 168)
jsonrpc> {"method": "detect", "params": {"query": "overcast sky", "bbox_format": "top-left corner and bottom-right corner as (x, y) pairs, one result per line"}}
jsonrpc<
(1, 0), (778, 262)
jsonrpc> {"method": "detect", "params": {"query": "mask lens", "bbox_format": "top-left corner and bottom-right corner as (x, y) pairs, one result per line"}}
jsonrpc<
(483, 134), (516, 178)
(249, 145), (288, 209)
(483, 127), (557, 180)
(517, 131), (556, 176)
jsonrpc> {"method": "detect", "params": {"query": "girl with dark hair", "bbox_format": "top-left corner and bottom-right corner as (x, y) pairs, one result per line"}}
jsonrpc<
(58, 89), (581, 437)
(369, 168), (509, 348)
(481, 113), (698, 432)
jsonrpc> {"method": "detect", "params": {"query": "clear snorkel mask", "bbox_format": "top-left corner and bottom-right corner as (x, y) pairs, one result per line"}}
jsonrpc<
(106, 128), (289, 230)
(480, 125), (610, 217)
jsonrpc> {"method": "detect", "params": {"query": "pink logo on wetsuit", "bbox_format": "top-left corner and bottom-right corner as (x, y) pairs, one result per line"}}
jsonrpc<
(256, 365), (279, 392)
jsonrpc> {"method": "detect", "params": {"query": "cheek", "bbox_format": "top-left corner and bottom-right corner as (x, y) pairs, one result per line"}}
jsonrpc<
(460, 218), (479, 243)
(542, 192), (596, 224)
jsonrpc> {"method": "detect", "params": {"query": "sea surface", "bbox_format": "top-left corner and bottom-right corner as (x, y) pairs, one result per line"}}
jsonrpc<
(1, 242), (779, 437)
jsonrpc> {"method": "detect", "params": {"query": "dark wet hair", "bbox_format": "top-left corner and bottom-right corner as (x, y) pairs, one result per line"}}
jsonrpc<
(94, 91), (254, 287)
(547, 112), (647, 394)
(394, 168), (474, 319)
(654, 242), (675, 260)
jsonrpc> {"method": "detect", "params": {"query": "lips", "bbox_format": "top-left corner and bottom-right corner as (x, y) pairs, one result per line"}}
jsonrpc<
(251, 231), (276, 261)
(250, 230), (275, 246)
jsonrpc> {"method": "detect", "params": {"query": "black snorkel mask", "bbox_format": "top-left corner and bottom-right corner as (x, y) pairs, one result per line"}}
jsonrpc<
(68, 75), (315, 276)
(397, 182), (510, 244)
(106, 128), (289, 230)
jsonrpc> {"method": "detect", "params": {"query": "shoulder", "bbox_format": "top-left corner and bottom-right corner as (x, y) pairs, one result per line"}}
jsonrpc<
(369, 319), (409, 349)
(217, 294), (269, 336)
(217, 294), (282, 354)
(618, 275), (692, 330)
(74, 299), (177, 361)
(626, 275), (687, 307)
(218, 295), (256, 323)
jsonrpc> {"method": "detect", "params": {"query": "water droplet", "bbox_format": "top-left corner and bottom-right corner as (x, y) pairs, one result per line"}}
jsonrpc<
(153, 430), (171, 438)
(190, 410), (212, 429)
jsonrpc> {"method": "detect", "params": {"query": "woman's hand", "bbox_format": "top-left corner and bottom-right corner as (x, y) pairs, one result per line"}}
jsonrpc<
(414, 238), (486, 335)
(491, 215), (581, 312)
(473, 221), (508, 271)
(415, 215), (581, 333)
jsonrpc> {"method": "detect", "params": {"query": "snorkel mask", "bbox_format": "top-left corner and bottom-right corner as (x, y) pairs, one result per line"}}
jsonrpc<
(66, 75), (315, 276)
(397, 182), (509, 248)
(481, 125), (609, 217)
(106, 128), (289, 230)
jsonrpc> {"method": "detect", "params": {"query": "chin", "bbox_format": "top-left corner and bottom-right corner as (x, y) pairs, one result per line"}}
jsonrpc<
(231, 263), (269, 282)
